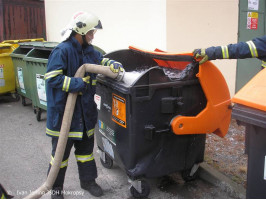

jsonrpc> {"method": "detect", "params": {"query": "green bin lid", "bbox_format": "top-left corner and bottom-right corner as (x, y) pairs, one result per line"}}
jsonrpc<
(23, 42), (59, 63)
(43, 42), (59, 48)
(28, 41), (59, 50)
(17, 42), (37, 49)
(10, 42), (34, 58)
(14, 41), (58, 51)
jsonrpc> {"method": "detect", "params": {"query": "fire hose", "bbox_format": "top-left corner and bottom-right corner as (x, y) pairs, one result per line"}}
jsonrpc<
(25, 64), (124, 199)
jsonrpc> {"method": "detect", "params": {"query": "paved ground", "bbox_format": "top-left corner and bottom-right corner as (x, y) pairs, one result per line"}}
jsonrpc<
(0, 96), (244, 199)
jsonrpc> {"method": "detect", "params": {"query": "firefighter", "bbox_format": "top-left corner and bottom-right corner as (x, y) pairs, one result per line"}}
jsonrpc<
(193, 35), (266, 70)
(45, 11), (123, 199)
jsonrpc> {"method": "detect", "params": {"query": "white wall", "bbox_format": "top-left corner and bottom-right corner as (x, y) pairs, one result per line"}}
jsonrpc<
(166, 0), (239, 96)
(44, 0), (166, 52)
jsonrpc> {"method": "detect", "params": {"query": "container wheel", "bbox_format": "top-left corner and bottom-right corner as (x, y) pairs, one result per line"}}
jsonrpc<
(181, 164), (200, 182)
(130, 180), (150, 199)
(100, 153), (113, 169)
(15, 94), (20, 101)
(11, 93), (20, 101)
(21, 96), (26, 106)
(36, 108), (42, 122)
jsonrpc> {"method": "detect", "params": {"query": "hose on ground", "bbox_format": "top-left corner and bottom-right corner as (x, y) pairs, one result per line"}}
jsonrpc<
(25, 64), (123, 199)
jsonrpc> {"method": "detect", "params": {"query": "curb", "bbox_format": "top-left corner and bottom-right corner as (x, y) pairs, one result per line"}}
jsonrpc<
(198, 162), (246, 199)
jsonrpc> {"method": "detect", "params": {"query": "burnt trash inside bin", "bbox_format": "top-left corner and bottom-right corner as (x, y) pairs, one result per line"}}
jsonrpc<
(95, 49), (207, 198)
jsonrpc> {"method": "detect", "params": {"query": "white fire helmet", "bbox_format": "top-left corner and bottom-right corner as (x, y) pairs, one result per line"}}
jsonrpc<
(61, 11), (102, 42)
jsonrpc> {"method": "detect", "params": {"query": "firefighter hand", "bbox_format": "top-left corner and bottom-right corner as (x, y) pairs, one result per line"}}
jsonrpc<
(82, 76), (90, 84)
(110, 61), (124, 73)
(193, 48), (209, 65)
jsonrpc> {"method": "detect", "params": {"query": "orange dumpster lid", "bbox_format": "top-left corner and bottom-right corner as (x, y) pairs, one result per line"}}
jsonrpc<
(232, 68), (266, 112)
(128, 45), (232, 137)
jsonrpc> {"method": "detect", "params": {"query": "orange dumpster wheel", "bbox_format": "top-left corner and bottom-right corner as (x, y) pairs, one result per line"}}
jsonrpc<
(21, 96), (26, 106)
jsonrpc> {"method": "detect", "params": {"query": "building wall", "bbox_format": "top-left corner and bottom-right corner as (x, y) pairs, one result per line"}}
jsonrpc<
(166, 0), (239, 96)
(45, 0), (239, 96)
(44, 0), (167, 52)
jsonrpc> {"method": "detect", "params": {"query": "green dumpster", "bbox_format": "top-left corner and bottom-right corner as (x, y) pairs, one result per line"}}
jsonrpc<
(10, 42), (35, 106)
(24, 43), (105, 121)
(24, 42), (58, 121)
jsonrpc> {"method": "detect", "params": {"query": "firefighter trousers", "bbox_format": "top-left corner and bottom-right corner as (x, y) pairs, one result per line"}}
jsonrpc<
(47, 131), (97, 189)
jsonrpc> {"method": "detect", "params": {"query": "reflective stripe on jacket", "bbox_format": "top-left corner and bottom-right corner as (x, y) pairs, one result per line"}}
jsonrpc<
(45, 37), (102, 140)
(206, 35), (266, 67)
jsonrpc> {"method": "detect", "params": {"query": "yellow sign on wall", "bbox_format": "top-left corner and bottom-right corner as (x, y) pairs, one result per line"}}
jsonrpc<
(247, 12), (258, 30)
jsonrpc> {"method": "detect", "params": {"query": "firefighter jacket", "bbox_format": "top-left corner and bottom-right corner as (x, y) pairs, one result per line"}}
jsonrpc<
(205, 35), (266, 68)
(45, 37), (102, 140)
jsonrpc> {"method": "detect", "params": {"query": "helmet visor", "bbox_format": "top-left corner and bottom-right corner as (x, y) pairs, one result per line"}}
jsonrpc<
(94, 20), (103, 29)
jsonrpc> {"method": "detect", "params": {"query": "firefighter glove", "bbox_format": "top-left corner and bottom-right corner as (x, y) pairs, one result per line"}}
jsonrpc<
(193, 48), (209, 65)
(101, 58), (124, 74)
(82, 76), (90, 84)
(110, 61), (124, 73)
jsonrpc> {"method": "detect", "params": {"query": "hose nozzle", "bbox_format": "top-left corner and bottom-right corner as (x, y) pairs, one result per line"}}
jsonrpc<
(115, 69), (125, 81)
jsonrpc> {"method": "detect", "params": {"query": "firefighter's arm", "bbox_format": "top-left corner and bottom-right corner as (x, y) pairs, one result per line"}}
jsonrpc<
(252, 35), (266, 57)
(225, 36), (266, 59)
(194, 36), (266, 64)
(45, 48), (86, 93)
(194, 43), (253, 64)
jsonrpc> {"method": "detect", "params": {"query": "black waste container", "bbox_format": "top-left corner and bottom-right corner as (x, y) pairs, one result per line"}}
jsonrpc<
(95, 49), (208, 198)
(232, 68), (266, 199)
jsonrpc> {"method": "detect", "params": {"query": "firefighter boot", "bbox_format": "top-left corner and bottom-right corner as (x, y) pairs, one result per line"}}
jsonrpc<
(80, 180), (103, 197)
(51, 187), (64, 199)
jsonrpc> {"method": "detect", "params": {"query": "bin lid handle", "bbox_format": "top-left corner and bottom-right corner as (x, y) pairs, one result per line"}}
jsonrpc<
(129, 46), (195, 70)
(129, 46), (194, 61)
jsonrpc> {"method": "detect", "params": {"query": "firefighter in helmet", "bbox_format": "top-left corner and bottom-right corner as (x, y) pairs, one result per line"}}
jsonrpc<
(45, 11), (123, 199)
